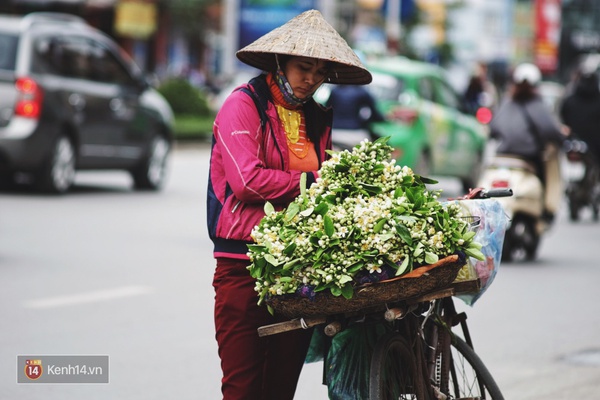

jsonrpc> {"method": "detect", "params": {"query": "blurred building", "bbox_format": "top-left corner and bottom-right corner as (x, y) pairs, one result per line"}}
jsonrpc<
(559, 0), (600, 82)
(1, 0), (588, 89)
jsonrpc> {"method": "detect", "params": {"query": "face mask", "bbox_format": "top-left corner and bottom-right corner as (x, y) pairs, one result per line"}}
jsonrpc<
(274, 55), (310, 107)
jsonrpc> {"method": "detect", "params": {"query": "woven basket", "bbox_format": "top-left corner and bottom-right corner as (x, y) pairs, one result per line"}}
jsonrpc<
(266, 254), (465, 319)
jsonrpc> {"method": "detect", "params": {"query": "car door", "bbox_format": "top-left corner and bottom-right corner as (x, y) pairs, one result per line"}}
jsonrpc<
(417, 76), (453, 173)
(432, 78), (482, 176)
(35, 35), (117, 167)
(86, 39), (148, 167)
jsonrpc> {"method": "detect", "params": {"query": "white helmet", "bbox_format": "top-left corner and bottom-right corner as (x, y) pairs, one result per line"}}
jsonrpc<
(513, 63), (541, 86)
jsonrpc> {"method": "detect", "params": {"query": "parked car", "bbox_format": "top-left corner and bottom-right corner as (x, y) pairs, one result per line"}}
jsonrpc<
(0, 12), (174, 193)
(362, 57), (488, 192)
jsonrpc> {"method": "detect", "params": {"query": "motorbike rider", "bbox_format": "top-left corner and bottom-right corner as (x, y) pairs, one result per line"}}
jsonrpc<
(488, 63), (567, 223)
(559, 63), (600, 162)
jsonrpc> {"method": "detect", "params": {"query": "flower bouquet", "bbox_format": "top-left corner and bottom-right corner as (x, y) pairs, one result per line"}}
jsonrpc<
(247, 137), (484, 317)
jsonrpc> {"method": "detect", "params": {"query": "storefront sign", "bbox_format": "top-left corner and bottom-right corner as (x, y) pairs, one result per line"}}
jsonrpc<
(115, 0), (157, 39)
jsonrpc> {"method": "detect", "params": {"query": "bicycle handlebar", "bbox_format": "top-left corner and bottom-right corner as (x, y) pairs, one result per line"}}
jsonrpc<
(457, 187), (513, 200)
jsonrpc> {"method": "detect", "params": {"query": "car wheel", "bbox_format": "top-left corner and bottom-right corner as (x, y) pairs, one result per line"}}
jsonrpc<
(36, 135), (76, 194)
(131, 135), (170, 191)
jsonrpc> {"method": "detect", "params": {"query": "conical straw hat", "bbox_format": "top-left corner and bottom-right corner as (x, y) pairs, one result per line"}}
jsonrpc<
(236, 9), (372, 85)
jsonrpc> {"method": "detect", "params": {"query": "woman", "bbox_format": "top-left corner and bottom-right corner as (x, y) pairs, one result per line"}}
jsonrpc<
(206, 10), (372, 399)
(489, 62), (566, 222)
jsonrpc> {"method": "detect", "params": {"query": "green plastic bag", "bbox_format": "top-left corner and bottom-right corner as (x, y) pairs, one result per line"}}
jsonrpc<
(323, 322), (391, 399)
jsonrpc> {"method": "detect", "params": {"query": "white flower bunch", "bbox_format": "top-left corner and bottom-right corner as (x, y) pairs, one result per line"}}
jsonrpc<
(248, 137), (483, 305)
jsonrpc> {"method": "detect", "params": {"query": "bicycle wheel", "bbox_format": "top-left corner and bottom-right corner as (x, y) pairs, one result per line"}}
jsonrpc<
(369, 332), (428, 400)
(444, 334), (504, 399)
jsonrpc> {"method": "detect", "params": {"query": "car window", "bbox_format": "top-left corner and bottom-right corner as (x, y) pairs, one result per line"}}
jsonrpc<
(368, 72), (405, 102)
(0, 33), (19, 71)
(418, 78), (435, 102)
(434, 79), (460, 109)
(32, 36), (92, 79)
(32, 35), (133, 86)
(88, 41), (135, 85)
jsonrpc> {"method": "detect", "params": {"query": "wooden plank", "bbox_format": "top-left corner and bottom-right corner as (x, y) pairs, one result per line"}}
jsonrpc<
(257, 316), (326, 337)
(409, 287), (455, 303)
(452, 279), (481, 294)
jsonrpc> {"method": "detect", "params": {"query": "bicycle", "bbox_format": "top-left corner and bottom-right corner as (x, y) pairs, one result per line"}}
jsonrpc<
(258, 188), (511, 400)
(368, 282), (503, 399)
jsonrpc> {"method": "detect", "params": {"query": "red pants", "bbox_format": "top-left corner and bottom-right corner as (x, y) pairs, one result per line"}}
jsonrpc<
(213, 258), (313, 400)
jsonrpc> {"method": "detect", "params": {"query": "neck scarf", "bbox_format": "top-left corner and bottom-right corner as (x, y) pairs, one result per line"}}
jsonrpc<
(267, 73), (311, 158)
(273, 55), (311, 107)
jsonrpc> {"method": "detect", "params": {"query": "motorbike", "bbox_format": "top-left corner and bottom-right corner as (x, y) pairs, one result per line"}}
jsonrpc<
(563, 138), (600, 221)
(477, 155), (549, 262)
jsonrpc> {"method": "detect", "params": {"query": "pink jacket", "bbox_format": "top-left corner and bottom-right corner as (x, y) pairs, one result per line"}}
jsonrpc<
(207, 75), (333, 259)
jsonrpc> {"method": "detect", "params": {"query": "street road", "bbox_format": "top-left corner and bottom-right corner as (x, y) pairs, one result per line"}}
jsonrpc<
(1, 143), (599, 399)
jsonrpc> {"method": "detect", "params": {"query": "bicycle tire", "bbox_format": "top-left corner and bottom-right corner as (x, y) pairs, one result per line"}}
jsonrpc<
(444, 334), (504, 399)
(369, 332), (428, 400)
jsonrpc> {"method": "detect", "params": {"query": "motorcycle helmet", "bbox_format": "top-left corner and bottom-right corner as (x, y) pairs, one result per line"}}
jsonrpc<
(512, 63), (541, 86)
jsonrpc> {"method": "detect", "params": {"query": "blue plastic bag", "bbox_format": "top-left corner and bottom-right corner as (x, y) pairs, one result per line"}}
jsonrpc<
(451, 199), (510, 305)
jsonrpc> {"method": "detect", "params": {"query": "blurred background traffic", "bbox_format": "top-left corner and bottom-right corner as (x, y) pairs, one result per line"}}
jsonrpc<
(1, 0), (595, 195)
(0, 0), (588, 139)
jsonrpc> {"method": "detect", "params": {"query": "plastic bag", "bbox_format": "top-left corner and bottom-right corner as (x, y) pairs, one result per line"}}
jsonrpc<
(305, 322), (391, 399)
(451, 199), (510, 305)
(324, 322), (390, 400)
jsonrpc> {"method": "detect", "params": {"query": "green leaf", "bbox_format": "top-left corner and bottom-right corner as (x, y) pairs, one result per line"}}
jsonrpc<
(396, 224), (413, 245)
(314, 202), (329, 216)
(283, 243), (296, 256)
(414, 195), (424, 210)
(324, 215), (335, 237)
(373, 218), (387, 233)
(425, 252), (439, 264)
(330, 286), (342, 297)
(341, 284), (354, 299)
(413, 242), (424, 257)
(469, 241), (483, 250)
(379, 233), (394, 241)
(282, 258), (301, 270)
(374, 136), (391, 145)
(462, 230), (476, 242)
(347, 261), (364, 273)
(299, 172), (307, 199)
(418, 176), (439, 184)
(264, 202), (275, 215)
(247, 244), (265, 252)
(300, 207), (314, 217)
(285, 202), (300, 221)
(334, 163), (350, 172)
(255, 257), (266, 269)
(324, 194), (337, 203)
(465, 247), (485, 260)
(360, 182), (383, 195)
(264, 254), (281, 266)
(315, 247), (325, 260)
(395, 257), (411, 276)
(394, 186), (403, 199)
